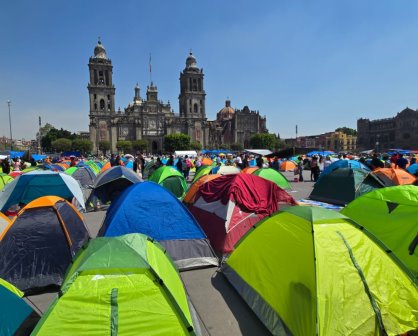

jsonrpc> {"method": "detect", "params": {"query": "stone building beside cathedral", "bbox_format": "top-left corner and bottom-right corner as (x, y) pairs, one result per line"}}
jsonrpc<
(88, 40), (267, 153)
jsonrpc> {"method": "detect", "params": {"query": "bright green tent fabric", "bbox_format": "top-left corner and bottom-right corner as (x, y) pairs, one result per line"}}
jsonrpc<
(192, 166), (212, 183)
(223, 206), (418, 336)
(32, 234), (197, 336)
(0, 173), (13, 191)
(85, 160), (100, 175)
(149, 166), (188, 200)
(341, 185), (418, 282)
(252, 168), (291, 190)
(64, 166), (78, 175)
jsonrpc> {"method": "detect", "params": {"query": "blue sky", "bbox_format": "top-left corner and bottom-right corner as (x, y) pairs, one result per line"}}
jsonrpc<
(2, 0), (418, 141)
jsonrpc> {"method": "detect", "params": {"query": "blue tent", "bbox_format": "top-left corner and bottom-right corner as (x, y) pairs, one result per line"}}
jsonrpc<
(0, 279), (40, 335)
(90, 166), (142, 204)
(306, 150), (335, 157)
(319, 159), (370, 182)
(0, 171), (85, 212)
(98, 181), (218, 270)
(31, 154), (47, 161)
(407, 163), (418, 175)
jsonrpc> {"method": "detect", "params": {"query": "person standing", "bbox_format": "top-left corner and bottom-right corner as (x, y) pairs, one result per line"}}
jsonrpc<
(1, 157), (11, 174)
(12, 157), (21, 171)
(395, 154), (408, 170)
(297, 156), (304, 182)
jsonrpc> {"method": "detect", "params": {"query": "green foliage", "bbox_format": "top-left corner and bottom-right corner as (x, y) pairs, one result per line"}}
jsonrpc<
(98, 140), (111, 154)
(164, 133), (191, 152)
(41, 125), (78, 152)
(51, 138), (72, 152)
(189, 141), (202, 151)
(131, 139), (148, 152)
(72, 139), (93, 155)
(116, 140), (132, 154)
(335, 127), (357, 136)
(230, 143), (244, 151)
(275, 138), (288, 150)
(249, 133), (277, 150)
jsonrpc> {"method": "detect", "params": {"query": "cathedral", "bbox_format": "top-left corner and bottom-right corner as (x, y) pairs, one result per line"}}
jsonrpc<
(88, 40), (267, 153)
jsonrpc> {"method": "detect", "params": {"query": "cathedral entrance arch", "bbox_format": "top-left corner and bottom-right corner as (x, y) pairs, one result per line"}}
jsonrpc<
(152, 141), (158, 153)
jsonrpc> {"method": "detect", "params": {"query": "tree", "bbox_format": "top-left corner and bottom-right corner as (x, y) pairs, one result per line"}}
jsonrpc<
(275, 138), (288, 150)
(72, 139), (93, 155)
(164, 133), (191, 152)
(116, 140), (132, 154)
(131, 139), (148, 153)
(51, 138), (72, 152)
(98, 140), (111, 155)
(335, 127), (357, 136)
(189, 141), (202, 151)
(230, 143), (244, 151)
(249, 133), (277, 150)
(41, 125), (78, 152)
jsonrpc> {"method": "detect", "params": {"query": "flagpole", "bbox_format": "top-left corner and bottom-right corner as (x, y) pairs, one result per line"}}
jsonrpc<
(149, 53), (152, 84)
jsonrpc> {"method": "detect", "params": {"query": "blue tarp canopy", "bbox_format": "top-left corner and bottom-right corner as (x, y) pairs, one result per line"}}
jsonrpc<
(9, 151), (25, 159)
(31, 154), (47, 161)
(306, 150), (335, 157)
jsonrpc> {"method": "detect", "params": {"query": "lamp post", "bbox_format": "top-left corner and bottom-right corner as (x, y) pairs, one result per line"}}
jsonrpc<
(7, 100), (13, 150)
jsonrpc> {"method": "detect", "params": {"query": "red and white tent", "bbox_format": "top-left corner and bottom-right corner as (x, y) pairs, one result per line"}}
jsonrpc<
(188, 174), (296, 253)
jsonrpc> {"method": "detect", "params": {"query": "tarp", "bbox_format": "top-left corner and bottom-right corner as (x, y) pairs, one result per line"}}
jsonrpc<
(244, 149), (273, 156)
(184, 174), (221, 204)
(0, 170), (86, 212)
(175, 150), (198, 157)
(32, 234), (200, 335)
(223, 206), (418, 335)
(0, 196), (90, 294)
(0, 278), (40, 335)
(341, 185), (418, 281)
(189, 174), (296, 253)
(98, 182), (218, 270)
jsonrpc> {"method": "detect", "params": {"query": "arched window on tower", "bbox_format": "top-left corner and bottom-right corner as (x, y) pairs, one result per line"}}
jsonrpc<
(194, 103), (198, 113)
(100, 99), (105, 110)
(198, 78), (202, 91)
(192, 78), (197, 91)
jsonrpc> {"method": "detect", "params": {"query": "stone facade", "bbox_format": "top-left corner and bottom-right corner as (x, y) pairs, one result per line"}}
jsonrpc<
(357, 107), (418, 151)
(88, 40), (265, 153)
(208, 100), (268, 148)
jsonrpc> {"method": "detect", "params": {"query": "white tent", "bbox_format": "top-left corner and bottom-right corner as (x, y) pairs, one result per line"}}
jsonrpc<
(244, 149), (272, 156)
(174, 150), (198, 158)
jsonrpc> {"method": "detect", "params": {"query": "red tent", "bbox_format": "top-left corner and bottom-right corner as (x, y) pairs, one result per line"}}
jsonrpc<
(188, 174), (296, 253)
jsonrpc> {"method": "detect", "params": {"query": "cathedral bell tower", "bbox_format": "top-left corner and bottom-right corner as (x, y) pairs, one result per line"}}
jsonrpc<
(179, 51), (207, 145)
(88, 39), (116, 153)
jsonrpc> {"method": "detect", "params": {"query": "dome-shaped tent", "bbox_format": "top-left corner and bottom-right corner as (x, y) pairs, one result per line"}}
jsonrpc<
(149, 166), (188, 200)
(223, 206), (418, 335)
(0, 196), (90, 294)
(98, 182), (218, 270)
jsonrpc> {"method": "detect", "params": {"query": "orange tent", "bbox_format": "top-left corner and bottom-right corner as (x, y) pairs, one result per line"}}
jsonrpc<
(100, 161), (111, 172)
(201, 157), (213, 166)
(56, 163), (70, 169)
(183, 174), (221, 204)
(373, 168), (416, 186)
(280, 161), (297, 171)
(241, 167), (259, 174)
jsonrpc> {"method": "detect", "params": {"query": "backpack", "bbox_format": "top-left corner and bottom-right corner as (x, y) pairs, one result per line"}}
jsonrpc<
(186, 159), (193, 168)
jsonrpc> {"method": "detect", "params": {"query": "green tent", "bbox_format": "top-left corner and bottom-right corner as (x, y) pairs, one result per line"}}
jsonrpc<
(192, 166), (212, 183)
(223, 206), (418, 335)
(32, 233), (198, 336)
(85, 160), (100, 175)
(341, 185), (418, 282)
(252, 168), (291, 190)
(310, 167), (384, 205)
(149, 166), (188, 200)
(0, 173), (13, 191)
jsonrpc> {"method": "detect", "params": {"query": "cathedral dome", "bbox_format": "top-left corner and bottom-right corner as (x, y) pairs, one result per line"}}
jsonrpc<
(186, 52), (197, 68)
(217, 100), (235, 121)
(94, 40), (108, 59)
